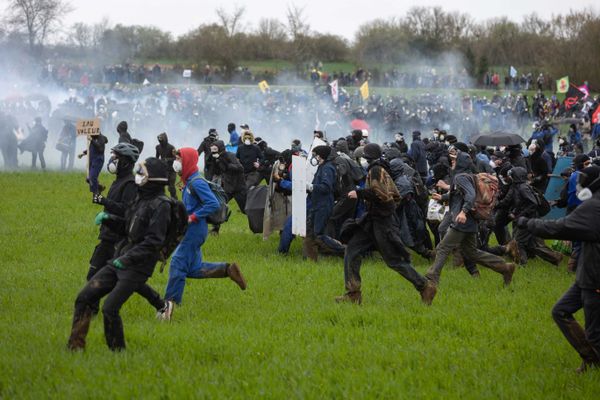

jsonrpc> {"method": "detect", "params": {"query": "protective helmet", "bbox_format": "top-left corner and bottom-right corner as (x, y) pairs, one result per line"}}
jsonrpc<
(111, 143), (140, 162)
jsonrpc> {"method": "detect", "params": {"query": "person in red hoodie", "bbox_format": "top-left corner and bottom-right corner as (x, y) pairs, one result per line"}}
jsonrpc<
(163, 147), (247, 311)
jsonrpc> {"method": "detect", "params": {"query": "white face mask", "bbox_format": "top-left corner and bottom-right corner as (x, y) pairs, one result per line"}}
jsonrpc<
(433, 133), (439, 139)
(135, 173), (147, 186)
(359, 158), (368, 168)
(212, 153), (220, 159)
(172, 160), (182, 173)
(499, 146), (506, 152)
(395, 134), (403, 142)
(559, 139), (565, 145)
(244, 139), (251, 145)
(576, 186), (593, 201)
(107, 158), (118, 174)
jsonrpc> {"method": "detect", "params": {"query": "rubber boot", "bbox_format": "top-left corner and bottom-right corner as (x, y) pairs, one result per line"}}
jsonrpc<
(553, 316), (600, 372)
(420, 280), (437, 305)
(303, 235), (319, 262)
(67, 307), (93, 351)
(226, 263), (247, 290)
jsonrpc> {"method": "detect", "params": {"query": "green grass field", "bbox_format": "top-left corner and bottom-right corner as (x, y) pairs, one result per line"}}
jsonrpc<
(1, 172), (599, 399)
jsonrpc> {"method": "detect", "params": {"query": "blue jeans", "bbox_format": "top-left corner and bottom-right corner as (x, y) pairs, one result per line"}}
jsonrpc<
(278, 216), (295, 254)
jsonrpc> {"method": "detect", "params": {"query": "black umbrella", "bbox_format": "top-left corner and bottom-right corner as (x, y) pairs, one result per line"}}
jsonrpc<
(471, 131), (525, 147)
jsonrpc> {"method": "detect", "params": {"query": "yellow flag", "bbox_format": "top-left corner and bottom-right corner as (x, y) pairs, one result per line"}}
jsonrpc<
(258, 80), (270, 93)
(556, 76), (569, 94)
(359, 81), (369, 100)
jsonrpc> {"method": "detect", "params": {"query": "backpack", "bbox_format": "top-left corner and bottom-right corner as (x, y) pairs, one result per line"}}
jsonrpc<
(190, 176), (231, 225)
(131, 138), (144, 153)
(155, 196), (188, 272)
(470, 173), (499, 220)
(531, 186), (551, 217)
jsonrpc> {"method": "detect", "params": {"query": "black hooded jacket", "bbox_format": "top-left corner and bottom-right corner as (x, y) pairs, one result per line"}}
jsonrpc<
(526, 190), (600, 289)
(206, 140), (246, 193)
(98, 158), (137, 242)
(112, 182), (171, 279)
(509, 166), (538, 218)
(155, 133), (176, 168)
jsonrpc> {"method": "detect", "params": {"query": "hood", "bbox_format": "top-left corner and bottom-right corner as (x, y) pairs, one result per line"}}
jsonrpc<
(510, 166), (528, 183)
(157, 132), (168, 143)
(242, 131), (255, 143)
(389, 158), (408, 180)
(335, 139), (350, 155)
(453, 152), (474, 175)
(179, 147), (199, 184)
(213, 140), (226, 153)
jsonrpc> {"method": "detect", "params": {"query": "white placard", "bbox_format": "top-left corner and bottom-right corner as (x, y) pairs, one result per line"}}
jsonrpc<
(182, 69), (192, 78)
(291, 155), (307, 237)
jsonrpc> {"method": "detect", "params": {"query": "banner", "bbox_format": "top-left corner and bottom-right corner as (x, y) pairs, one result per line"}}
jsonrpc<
(76, 119), (101, 136)
(359, 81), (369, 100)
(329, 79), (339, 103)
(509, 66), (517, 78)
(258, 80), (270, 93)
(291, 155), (307, 237)
(556, 76), (569, 93)
(560, 84), (585, 114)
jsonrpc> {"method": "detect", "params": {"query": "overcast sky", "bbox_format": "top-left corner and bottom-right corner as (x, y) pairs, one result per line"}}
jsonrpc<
(4, 0), (599, 41)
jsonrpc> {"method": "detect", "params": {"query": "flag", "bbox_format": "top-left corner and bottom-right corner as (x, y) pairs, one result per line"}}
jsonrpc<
(577, 84), (589, 99)
(509, 66), (517, 78)
(560, 84), (585, 114)
(329, 80), (339, 103)
(592, 105), (600, 124)
(556, 76), (569, 93)
(258, 80), (270, 93)
(359, 81), (369, 100)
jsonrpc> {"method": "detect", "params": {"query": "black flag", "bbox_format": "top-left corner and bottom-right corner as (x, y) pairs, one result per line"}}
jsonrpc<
(560, 84), (585, 115)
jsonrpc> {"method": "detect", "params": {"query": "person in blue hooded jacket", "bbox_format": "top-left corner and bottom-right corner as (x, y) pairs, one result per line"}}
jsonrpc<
(164, 147), (247, 310)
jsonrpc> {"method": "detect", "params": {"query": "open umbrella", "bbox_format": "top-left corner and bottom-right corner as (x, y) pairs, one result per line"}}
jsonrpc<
(350, 119), (370, 131)
(471, 131), (525, 147)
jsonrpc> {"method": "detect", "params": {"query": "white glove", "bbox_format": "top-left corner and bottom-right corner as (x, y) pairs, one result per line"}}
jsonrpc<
(306, 183), (313, 192)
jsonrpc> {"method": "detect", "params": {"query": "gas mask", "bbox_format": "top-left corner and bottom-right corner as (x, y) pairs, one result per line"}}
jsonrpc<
(172, 160), (182, 174)
(309, 155), (320, 166)
(107, 156), (118, 174)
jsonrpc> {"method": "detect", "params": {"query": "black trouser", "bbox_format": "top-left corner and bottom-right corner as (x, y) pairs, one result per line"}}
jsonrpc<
(32, 150), (46, 169)
(88, 240), (164, 313)
(167, 171), (178, 199)
(552, 284), (600, 365)
(68, 266), (161, 351)
(494, 209), (511, 245)
(514, 227), (562, 265)
(344, 220), (427, 293)
(226, 189), (247, 214)
(244, 171), (261, 189)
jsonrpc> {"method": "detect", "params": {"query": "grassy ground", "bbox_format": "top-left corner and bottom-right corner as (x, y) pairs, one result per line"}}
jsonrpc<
(1, 172), (599, 399)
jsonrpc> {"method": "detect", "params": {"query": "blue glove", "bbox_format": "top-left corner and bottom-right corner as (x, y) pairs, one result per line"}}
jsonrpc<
(94, 211), (109, 225)
(113, 259), (125, 270)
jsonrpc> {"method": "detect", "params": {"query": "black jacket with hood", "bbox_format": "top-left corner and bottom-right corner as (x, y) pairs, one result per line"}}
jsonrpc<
(207, 140), (246, 193)
(526, 189), (600, 289)
(99, 157), (137, 242)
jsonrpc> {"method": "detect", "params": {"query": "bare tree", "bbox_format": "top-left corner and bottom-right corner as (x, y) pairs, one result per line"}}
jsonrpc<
(286, 4), (312, 73)
(5, 0), (72, 54)
(216, 5), (245, 38)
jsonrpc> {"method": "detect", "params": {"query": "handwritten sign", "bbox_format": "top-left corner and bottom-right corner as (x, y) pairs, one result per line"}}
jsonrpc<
(182, 69), (192, 78)
(76, 119), (101, 136)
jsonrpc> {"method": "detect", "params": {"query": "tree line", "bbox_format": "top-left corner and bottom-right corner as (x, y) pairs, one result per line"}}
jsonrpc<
(1, 1), (599, 87)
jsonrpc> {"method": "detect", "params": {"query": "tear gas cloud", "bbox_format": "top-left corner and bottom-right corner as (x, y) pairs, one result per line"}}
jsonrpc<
(0, 50), (531, 171)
